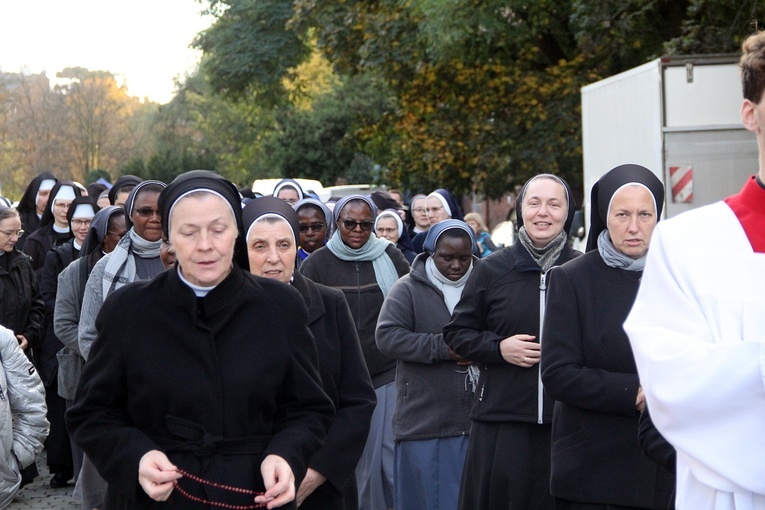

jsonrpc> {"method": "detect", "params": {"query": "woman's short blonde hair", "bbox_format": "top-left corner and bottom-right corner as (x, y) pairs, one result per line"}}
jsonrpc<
(464, 212), (488, 233)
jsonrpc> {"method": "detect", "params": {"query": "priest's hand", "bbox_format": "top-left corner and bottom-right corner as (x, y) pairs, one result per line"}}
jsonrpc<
(256, 454), (295, 509)
(499, 334), (539, 366)
(15, 335), (28, 350)
(296, 467), (326, 506)
(138, 450), (180, 501)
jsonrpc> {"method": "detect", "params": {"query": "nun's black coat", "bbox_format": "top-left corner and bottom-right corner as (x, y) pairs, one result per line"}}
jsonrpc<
(291, 271), (375, 510)
(541, 251), (675, 508)
(67, 266), (334, 510)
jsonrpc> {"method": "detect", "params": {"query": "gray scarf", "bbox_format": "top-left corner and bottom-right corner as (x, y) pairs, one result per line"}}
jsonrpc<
(102, 228), (162, 297)
(517, 227), (568, 272)
(597, 230), (646, 271)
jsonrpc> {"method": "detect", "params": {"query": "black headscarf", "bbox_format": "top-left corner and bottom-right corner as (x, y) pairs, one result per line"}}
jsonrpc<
(158, 170), (247, 270)
(108, 175), (142, 205)
(585, 164), (665, 252)
(16, 172), (57, 215)
(429, 189), (464, 221)
(39, 181), (82, 228)
(80, 206), (122, 258)
(242, 196), (301, 246)
(66, 196), (99, 235)
(515, 174), (577, 235)
(272, 178), (305, 201)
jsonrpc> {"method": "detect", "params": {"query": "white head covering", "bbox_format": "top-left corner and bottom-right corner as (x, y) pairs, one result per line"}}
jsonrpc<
(71, 203), (96, 220)
(51, 185), (77, 212)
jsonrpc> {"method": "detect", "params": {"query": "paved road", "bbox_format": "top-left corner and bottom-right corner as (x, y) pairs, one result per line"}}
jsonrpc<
(9, 451), (79, 509)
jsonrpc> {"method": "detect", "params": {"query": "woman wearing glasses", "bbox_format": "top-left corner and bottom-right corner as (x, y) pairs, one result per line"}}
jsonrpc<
(0, 205), (44, 356)
(38, 196), (99, 489)
(23, 181), (82, 274)
(301, 195), (409, 510)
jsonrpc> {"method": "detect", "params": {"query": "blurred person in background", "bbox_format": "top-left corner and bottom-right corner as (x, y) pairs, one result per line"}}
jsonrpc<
(374, 210), (416, 264)
(15, 172), (57, 252)
(273, 178), (305, 205)
(23, 181), (81, 273)
(464, 212), (498, 258)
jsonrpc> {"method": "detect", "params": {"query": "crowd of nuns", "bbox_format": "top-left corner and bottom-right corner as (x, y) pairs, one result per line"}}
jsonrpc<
(0, 167), (677, 510)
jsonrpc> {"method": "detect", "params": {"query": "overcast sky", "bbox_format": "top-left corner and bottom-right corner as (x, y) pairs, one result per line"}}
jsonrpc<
(0, 0), (213, 103)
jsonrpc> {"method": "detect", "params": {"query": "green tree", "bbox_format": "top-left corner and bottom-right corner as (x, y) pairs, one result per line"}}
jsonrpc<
(195, 0), (765, 198)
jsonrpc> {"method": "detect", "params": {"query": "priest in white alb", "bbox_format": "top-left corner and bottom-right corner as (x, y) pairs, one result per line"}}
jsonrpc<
(625, 30), (765, 510)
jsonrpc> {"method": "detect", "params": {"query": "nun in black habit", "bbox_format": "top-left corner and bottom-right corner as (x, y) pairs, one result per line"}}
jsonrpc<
(15, 172), (57, 251)
(67, 170), (333, 510)
(541, 164), (675, 509)
(23, 181), (82, 273)
(444, 174), (580, 510)
(243, 196), (375, 510)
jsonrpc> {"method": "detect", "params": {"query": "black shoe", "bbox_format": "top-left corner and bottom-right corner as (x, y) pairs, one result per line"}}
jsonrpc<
(49, 472), (71, 489)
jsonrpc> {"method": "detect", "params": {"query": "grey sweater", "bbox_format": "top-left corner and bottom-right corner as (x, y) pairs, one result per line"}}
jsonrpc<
(375, 253), (475, 441)
(78, 252), (162, 361)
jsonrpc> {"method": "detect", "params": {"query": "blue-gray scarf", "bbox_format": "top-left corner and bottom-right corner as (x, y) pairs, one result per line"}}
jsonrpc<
(327, 233), (400, 298)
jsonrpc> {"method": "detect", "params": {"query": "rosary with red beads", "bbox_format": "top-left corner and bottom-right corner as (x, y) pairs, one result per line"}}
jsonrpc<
(173, 468), (268, 509)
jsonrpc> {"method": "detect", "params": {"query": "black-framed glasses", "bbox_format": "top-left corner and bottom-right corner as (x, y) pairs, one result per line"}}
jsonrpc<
(0, 229), (23, 238)
(299, 223), (326, 233)
(134, 207), (160, 218)
(341, 219), (374, 232)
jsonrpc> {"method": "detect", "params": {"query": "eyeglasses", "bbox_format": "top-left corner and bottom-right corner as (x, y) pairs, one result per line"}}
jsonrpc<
(341, 219), (375, 232)
(0, 229), (23, 238)
(376, 227), (398, 235)
(71, 218), (92, 228)
(134, 207), (160, 218)
(426, 206), (444, 213)
(412, 208), (427, 214)
(299, 223), (326, 233)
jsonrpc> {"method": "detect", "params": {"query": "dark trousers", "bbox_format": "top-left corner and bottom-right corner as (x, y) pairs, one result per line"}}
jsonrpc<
(45, 379), (73, 476)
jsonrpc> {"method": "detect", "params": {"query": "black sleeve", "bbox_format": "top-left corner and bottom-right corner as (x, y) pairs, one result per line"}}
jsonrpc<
(638, 405), (676, 474)
(541, 265), (640, 416)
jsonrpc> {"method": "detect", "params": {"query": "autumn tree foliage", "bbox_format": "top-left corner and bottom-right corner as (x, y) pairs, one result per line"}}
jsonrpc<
(195, 0), (765, 198)
(0, 68), (156, 198)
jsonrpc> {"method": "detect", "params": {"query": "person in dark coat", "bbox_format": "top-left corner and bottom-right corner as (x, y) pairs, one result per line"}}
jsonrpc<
(540, 164), (675, 509)
(15, 172), (57, 252)
(300, 194), (410, 510)
(243, 196), (376, 510)
(23, 181), (82, 274)
(376, 219), (478, 510)
(67, 170), (334, 510)
(0, 206), (44, 354)
(38, 196), (98, 488)
(444, 174), (580, 510)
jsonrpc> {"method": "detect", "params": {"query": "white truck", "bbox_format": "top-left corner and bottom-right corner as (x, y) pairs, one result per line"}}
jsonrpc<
(580, 54), (758, 242)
